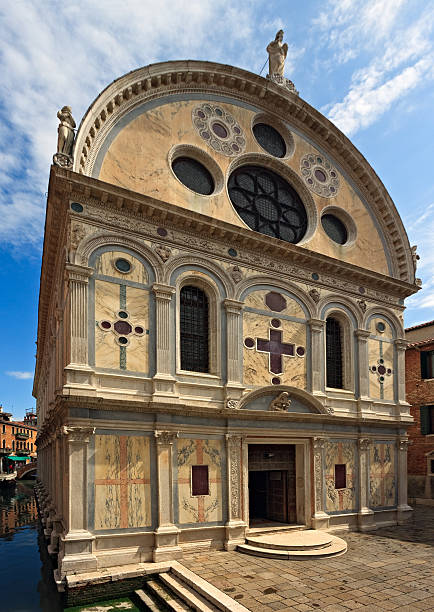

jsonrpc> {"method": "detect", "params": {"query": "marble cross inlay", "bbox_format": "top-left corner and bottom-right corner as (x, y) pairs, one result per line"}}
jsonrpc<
(256, 329), (294, 375)
(97, 284), (146, 370)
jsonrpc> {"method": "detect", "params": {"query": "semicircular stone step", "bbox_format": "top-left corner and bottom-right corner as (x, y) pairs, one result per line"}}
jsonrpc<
(238, 531), (347, 560)
(246, 529), (334, 551)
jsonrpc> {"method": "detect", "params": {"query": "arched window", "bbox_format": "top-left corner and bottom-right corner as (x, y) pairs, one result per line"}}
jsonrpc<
(326, 317), (343, 389)
(180, 285), (209, 373)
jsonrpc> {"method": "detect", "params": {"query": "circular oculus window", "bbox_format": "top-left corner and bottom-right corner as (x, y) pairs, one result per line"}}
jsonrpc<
(228, 165), (307, 244)
(114, 258), (131, 273)
(253, 123), (286, 158)
(171, 156), (214, 195)
(321, 213), (348, 245)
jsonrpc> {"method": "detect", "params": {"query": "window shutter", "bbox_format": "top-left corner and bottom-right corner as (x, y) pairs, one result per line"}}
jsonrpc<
(421, 352), (428, 379)
(420, 406), (431, 435)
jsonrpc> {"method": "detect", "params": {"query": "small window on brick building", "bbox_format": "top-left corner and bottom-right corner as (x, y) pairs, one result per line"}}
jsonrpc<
(430, 459), (434, 475)
(421, 406), (434, 435)
(421, 350), (434, 379)
(191, 465), (209, 496)
(335, 464), (346, 489)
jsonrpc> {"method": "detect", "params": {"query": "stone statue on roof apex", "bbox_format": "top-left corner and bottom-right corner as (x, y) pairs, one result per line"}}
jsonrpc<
(267, 30), (288, 77)
(266, 30), (298, 95)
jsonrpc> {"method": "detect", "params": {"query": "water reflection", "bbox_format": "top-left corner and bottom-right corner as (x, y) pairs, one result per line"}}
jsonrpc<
(0, 480), (38, 536)
(0, 480), (63, 611)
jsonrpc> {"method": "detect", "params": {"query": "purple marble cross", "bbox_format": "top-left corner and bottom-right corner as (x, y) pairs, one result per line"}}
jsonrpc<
(256, 329), (295, 375)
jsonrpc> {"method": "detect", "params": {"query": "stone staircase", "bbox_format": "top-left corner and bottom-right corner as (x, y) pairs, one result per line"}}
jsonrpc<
(134, 563), (249, 611)
(237, 529), (347, 560)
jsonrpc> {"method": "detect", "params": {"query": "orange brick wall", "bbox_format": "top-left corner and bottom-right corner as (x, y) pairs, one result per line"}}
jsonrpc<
(406, 343), (434, 481)
(0, 421), (37, 456)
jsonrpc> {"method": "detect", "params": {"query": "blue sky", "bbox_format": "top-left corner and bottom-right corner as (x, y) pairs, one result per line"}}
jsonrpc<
(0, 0), (433, 418)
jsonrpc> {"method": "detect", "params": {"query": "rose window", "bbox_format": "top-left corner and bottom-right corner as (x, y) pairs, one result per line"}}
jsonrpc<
(192, 103), (246, 157)
(228, 165), (307, 244)
(300, 154), (340, 197)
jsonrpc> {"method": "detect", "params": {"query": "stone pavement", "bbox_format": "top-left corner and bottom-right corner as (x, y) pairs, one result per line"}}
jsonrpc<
(180, 505), (434, 611)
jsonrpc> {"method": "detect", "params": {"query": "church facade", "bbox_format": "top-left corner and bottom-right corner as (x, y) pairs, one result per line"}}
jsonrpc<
(34, 59), (419, 583)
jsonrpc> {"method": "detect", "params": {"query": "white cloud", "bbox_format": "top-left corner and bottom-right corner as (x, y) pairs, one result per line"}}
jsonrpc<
(0, 0), (264, 248)
(6, 371), (34, 380)
(318, 4), (434, 136)
(328, 55), (433, 136)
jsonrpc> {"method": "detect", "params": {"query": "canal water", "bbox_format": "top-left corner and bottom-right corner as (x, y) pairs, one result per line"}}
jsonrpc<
(0, 481), (140, 612)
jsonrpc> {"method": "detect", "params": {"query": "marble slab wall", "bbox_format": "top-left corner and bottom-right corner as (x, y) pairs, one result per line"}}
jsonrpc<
(369, 442), (396, 508)
(324, 440), (357, 512)
(176, 438), (223, 525)
(368, 338), (394, 401)
(94, 434), (152, 530)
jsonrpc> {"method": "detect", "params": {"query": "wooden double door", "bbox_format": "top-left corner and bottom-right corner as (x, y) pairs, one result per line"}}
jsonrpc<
(248, 444), (296, 525)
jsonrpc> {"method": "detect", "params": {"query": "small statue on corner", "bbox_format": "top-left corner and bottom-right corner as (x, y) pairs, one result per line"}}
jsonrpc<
(54, 106), (76, 168)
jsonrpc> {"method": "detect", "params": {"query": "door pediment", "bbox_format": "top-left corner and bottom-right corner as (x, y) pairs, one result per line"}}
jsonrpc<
(238, 385), (332, 415)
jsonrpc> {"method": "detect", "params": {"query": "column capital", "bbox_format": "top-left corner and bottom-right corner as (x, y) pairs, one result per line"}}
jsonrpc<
(154, 430), (179, 445)
(355, 329), (371, 340)
(62, 426), (95, 443)
(358, 437), (371, 451)
(397, 438), (411, 451)
(225, 433), (244, 448)
(223, 299), (244, 314)
(313, 436), (327, 450)
(152, 283), (176, 301)
(394, 338), (408, 351)
(65, 263), (93, 283)
(308, 318), (325, 332)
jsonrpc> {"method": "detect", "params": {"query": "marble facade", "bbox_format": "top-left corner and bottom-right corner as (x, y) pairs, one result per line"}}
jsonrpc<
(34, 60), (418, 587)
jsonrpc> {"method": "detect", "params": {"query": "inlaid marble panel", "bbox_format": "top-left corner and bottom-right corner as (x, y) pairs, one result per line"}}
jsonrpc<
(94, 280), (149, 373)
(244, 289), (305, 318)
(370, 442), (396, 507)
(176, 438), (223, 525)
(368, 338), (394, 401)
(95, 250), (148, 284)
(94, 434), (152, 530)
(325, 441), (356, 512)
(243, 312), (306, 388)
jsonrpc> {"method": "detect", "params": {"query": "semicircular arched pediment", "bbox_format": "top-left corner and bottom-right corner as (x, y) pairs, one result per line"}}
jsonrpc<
(72, 60), (415, 284)
(238, 385), (333, 415)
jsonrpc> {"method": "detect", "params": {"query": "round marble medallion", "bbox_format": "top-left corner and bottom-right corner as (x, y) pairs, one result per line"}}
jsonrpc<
(192, 104), (246, 157)
(300, 154), (340, 198)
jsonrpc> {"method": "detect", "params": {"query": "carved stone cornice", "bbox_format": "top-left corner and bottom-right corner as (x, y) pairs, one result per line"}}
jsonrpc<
(154, 430), (178, 445)
(62, 426), (95, 443)
(152, 283), (176, 301)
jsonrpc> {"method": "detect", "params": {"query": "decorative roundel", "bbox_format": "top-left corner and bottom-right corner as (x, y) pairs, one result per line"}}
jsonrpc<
(192, 104), (246, 157)
(300, 154), (339, 198)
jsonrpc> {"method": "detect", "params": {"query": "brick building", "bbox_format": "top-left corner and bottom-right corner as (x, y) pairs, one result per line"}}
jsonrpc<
(405, 321), (434, 501)
(0, 406), (37, 472)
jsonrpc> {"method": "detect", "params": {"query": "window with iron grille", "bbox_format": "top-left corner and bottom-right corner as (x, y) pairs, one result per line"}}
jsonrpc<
(326, 317), (343, 389)
(180, 285), (209, 373)
(227, 165), (307, 244)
